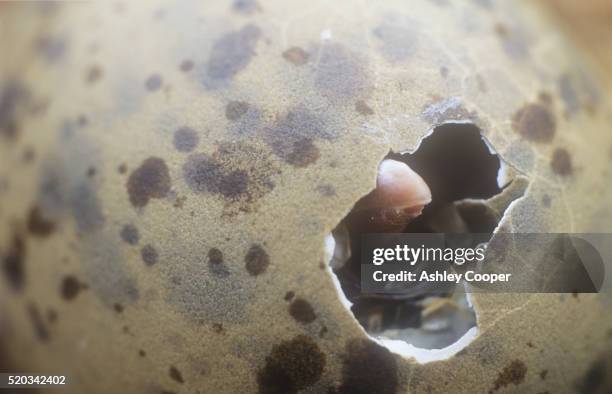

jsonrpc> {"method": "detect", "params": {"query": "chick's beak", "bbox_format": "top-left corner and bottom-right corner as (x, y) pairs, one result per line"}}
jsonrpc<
(357, 159), (432, 218)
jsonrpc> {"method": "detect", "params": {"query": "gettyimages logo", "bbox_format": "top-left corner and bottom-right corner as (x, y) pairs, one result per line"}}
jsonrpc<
(360, 233), (608, 295)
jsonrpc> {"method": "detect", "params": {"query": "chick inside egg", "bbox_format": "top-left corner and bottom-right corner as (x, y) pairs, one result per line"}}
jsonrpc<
(353, 159), (432, 232)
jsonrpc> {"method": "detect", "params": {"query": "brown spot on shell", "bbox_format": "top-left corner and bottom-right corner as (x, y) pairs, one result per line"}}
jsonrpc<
(87, 166), (96, 177)
(315, 43), (370, 98)
(550, 148), (572, 176)
(289, 298), (316, 323)
(355, 100), (374, 116)
(36, 35), (67, 62)
(282, 139), (320, 167)
(141, 244), (158, 266)
(46, 309), (58, 323)
(85, 65), (103, 84)
(127, 157), (171, 207)
(114, 303), (124, 313)
(27, 303), (50, 342)
(490, 360), (527, 393)
(118, 163), (128, 174)
(512, 103), (556, 143)
(208, 248), (223, 265)
(538, 92), (553, 106)
(169, 366), (184, 384)
(173, 127), (199, 152)
(120, 224), (139, 245)
(183, 142), (277, 206)
(245, 244), (269, 275)
(22, 146), (35, 163)
(265, 109), (331, 167)
(145, 74), (163, 91)
(172, 195), (186, 208)
(206, 25), (261, 83)
(225, 101), (250, 121)
(184, 153), (249, 199)
(208, 248), (229, 277)
(257, 335), (326, 394)
(27, 207), (55, 236)
(282, 47), (309, 66)
(337, 338), (397, 394)
(232, 0), (259, 14)
(179, 60), (194, 72)
(61, 275), (84, 300)
(0, 80), (30, 139)
(2, 235), (25, 292)
(316, 184), (336, 197)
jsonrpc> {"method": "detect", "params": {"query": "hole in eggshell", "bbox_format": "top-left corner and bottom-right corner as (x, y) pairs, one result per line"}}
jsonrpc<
(326, 122), (528, 363)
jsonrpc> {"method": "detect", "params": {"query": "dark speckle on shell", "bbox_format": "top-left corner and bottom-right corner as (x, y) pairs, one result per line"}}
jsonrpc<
(232, 0), (259, 15)
(315, 43), (370, 99)
(316, 184), (336, 197)
(173, 127), (199, 153)
(355, 100), (374, 116)
(206, 25), (261, 84)
(225, 101), (250, 121)
(27, 303), (50, 342)
(282, 47), (309, 66)
(257, 335), (326, 394)
(85, 65), (103, 84)
(337, 338), (398, 394)
(245, 244), (269, 275)
(27, 206), (56, 236)
(145, 74), (163, 91)
(120, 224), (139, 245)
(183, 142), (277, 206)
(169, 366), (184, 384)
(183, 153), (249, 199)
(141, 244), (158, 266)
(491, 360), (527, 392)
(2, 235), (25, 292)
(289, 298), (316, 323)
(61, 275), (84, 301)
(512, 103), (556, 143)
(127, 157), (171, 207)
(550, 148), (573, 176)
(208, 247), (230, 277)
(36, 35), (67, 62)
(0, 80), (30, 139)
(264, 108), (332, 167)
(179, 60), (194, 72)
